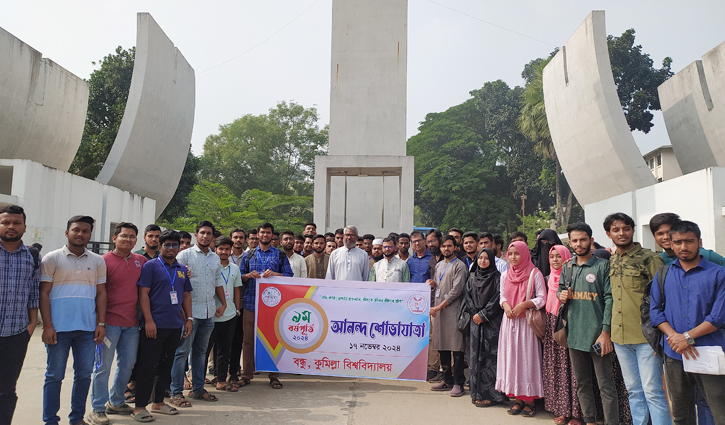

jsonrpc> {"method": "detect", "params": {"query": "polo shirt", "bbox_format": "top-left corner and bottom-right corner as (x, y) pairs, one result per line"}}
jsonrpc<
(650, 259), (725, 361)
(137, 258), (192, 329)
(661, 248), (725, 267)
(134, 247), (158, 261)
(40, 246), (106, 332)
(407, 250), (431, 283)
(176, 245), (224, 320)
(0, 243), (40, 337)
(103, 251), (146, 327)
(216, 263), (243, 322)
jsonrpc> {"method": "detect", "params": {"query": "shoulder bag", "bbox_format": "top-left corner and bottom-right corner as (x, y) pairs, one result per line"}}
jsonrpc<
(553, 262), (574, 347)
(525, 269), (546, 339)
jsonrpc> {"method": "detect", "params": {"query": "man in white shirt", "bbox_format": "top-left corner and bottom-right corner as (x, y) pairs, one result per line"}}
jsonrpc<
(369, 238), (410, 282)
(280, 231), (307, 278)
(325, 225), (369, 281)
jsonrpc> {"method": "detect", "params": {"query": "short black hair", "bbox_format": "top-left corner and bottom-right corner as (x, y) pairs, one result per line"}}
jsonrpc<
(230, 228), (246, 238)
(68, 215), (95, 231)
(159, 229), (181, 244)
(426, 229), (442, 240)
(649, 212), (680, 235)
(272, 231), (280, 238)
(441, 235), (457, 245)
(479, 232), (493, 241)
(566, 222), (593, 237)
(362, 234), (375, 241)
(313, 234), (326, 242)
(0, 205), (26, 222)
(493, 234), (504, 248)
(258, 222), (274, 232)
(280, 230), (295, 238)
(398, 233), (410, 241)
(324, 232), (335, 239)
(305, 235), (313, 241)
(670, 220), (701, 239)
(382, 237), (395, 244)
(295, 234), (305, 242)
(334, 228), (344, 235)
(196, 220), (216, 234)
(213, 230), (222, 238)
(509, 231), (527, 243)
(248, 229), (258, 236)
(603, 212), (635, 232)
(447, 227), (463, 238)
(179, 231), (192, 240)
(144, 224), (161, 235)
(113, 222), (138, 237)
(215, 236), (233, 248)
(410, 230), (424, 240)
(462, 231), (479, 242)
(305, 222), (317, 229)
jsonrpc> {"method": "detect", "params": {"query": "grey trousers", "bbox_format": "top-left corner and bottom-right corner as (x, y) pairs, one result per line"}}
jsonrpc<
(664, 355), (725, 425)
(569, 348), (619, 425)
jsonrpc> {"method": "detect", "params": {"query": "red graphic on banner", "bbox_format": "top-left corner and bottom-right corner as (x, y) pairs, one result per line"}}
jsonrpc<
(257, 282), (312, 355)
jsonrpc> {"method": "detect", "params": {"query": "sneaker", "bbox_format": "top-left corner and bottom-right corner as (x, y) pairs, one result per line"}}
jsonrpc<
(105, 401), (133, 415)
(86, 411), (109, 425)
(430, 381), (452, 391)
(428, 372), (444, 383)
(449, 384), (465, 397)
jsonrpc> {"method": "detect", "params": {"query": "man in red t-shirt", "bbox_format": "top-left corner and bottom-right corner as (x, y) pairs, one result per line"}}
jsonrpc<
(88, 223), (147, 424)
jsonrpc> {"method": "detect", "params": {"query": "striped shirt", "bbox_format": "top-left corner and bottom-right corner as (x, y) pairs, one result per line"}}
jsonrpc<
(40, 246), (106, 332)
(0, 243), (40, 337)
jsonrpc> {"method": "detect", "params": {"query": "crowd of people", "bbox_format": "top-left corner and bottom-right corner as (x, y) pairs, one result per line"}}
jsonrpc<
(0, 204), (723, 425)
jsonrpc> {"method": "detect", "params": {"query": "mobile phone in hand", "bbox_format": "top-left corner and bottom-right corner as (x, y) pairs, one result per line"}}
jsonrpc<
(592, 342), (602, 356)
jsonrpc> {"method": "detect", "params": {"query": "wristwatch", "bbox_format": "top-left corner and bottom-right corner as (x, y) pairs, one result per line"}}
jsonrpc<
(683, 331), (695, 345)
(97, 322), (106, 327)
(186, 317), (193, 322)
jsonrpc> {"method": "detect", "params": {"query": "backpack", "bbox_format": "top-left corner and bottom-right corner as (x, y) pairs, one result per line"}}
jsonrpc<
(640, 265), (668, 358)
(28, 246), (40, 271)
(243, 247), (287, 285)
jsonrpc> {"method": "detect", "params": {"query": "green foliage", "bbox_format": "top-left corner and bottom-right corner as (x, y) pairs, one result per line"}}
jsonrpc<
(159, 180), (313, 235)
(157, 148), (200, 223)
(518, 210), (555, 248)
(69, 46), (135, 178)
(607, 29), (673, 134)
(200, 101), (328, 198)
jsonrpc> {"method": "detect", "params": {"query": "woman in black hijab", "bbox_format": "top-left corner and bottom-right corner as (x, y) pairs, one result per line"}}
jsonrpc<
(531, 229), (563, 280)
(462, 248), (506, 407)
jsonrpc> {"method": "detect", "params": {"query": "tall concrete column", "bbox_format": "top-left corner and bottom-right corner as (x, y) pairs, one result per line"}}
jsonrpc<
(314, 0), (414, 236)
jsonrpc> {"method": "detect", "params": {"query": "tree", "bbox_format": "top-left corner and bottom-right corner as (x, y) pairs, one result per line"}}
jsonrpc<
(157, 147), (200, 223)
(200, 101), (328, 198)
(69, 46), (135, 178)
(607, 29), (673, 133)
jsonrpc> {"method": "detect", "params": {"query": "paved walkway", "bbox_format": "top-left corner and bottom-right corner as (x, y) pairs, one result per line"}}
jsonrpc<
(15, 332), (556, 424)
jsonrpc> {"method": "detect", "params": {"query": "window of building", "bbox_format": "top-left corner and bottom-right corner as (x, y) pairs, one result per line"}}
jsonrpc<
(650, 158), (655, 169)
(656, 154), (662, 167)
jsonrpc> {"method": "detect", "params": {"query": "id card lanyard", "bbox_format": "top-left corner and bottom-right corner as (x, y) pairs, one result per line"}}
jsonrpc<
(436, 259), (453, 298)
(160, 258), (179, 304)
(221, 266), (231, 300)
(256, 249), (272, 271)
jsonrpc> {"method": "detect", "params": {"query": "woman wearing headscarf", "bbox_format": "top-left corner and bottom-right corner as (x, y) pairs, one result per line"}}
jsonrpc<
(531, 229), (563, 281)
(542, 245), (584, 425)
(462, 248), (506, 407)
(496, 241), (546, 417)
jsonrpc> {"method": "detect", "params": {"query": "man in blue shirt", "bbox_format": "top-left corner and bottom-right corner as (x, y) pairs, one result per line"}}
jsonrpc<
(650, 212), (725, 267)
(650, 220), (725, 425)
(407, 230), (431, 283)
(240, 222), (293, 389)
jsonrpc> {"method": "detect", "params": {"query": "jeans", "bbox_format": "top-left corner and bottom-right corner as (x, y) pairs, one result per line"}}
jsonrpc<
(0, 330), (31, 425)
(695, 386), (714, 425)
(613, 342), (671, 425)
(228, 310), (245, 377)
(43, 331), (96, 425)
(663, 356), (725, 425)
(439, 350), (465, 387)
(170, 317), (214, 396)
(205, 317), (237, 383)
(569, 348), (619, 425)
(135, 328), (181, 409)
(90, 325), (139, 412)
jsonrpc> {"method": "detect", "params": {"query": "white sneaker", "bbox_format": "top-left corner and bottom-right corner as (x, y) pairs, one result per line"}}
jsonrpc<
(87, 411), (110, 425)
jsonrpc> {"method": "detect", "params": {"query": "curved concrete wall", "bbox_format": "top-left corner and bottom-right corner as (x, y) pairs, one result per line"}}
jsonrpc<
(543, 11), (655, 206)
(658, 41), (725, 175)
(96, 13), (195, 217)
(0, 26), (89, 171)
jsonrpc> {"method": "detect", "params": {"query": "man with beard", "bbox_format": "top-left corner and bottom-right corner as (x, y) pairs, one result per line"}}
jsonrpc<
(41, 216), (107, 425)
(0, 205), (39, 424)
(558, 222), (617, 425)
(369, 239), (384, 269)
(361, 234), (375, 260)
(281, 231), (307, 278)
(605, 212), (670, 425)
(334, 228), (344, 248)
(649, 212), (725, 267)
(397, 233), (411, 261)
(326, 226), (369, 281)
(325, 240), (337, 255)
(461, 232), (479, 271)
(135, 224), (161, 260)
(230, 229), (246, 267)
(305, 235), (329, 279)
(303, 222), (317, 237)
(448, 228), (464, 258)
(425, 229), (443, 382)
(293, 234), (304, 255)
(303, 235), (314, 258)
(170, 221), (226, 405)
(369, 238), (410, 282)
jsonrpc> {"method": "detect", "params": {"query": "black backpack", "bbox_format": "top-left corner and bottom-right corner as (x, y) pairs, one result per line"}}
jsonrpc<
(640, 265), (668, 358)
(28, 246), (40, 271)
(243, 247), (287, 287)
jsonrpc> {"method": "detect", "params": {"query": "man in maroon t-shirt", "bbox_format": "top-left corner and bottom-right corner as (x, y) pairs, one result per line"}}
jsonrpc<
(88, 223), (147, 423)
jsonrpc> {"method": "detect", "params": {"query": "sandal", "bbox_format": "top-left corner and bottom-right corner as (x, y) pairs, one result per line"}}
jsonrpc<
(474, 400), (498, 408)
(131, 409), (154, 422)
(269, 378), (283, 389)
(216, 382), (239, 392)
(554, 416), (567, 424)
(183, 377), (192, 391)
(507, 400), (525, 415)
(188, 389), (218, 402)
(150, 404), (179, 415)
(521, 403), (537, 418)
(124, 388), (136, 403)
(430, 381), (452, 391)
(168, 394), (191, 408)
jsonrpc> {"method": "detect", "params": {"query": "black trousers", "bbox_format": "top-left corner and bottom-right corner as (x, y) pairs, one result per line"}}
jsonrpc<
(439, 350), (465, 386)
(205, 317), (237, 383)
(135, 328), (181, 408)
(228, 310), (245, 377)
(0, 330), (30, 425)
(664, 355), (725, 425)
(569, 348), (618, 425)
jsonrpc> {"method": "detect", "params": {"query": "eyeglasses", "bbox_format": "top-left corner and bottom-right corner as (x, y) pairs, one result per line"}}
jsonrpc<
(411, 239), (424, 244)
(162, 243), (180, 249)
(382, 246), (396, 250)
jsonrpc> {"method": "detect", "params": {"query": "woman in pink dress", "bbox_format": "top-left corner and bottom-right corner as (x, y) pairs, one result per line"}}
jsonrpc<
(495, 241), (546, 417)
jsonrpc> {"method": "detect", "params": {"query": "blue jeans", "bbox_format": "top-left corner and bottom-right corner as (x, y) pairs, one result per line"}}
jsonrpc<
(613, 342), (671, 425)
(90, 326), (139, 412)
(43, 331), (96, 425)
(170, 317), (214, 396)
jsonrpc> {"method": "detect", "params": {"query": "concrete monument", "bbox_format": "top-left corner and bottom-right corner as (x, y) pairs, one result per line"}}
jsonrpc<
(314, 0), (414, 237)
